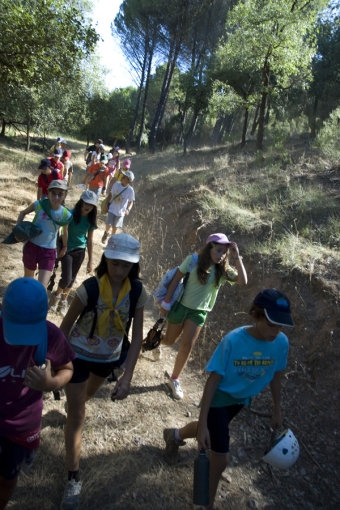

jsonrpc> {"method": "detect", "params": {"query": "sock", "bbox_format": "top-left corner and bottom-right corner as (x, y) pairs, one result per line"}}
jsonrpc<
(174, 429), (182, 442)
(68, 470), (80, 482)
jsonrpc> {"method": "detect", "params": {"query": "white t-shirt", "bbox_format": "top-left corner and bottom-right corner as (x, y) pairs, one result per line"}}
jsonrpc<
(109, 182), (135, 216)
(63, 161), (73, 180)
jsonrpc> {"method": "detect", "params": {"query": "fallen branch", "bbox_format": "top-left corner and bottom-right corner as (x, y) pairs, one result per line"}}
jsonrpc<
(250, 408), (272, 417)
(300, 439), (323, 471)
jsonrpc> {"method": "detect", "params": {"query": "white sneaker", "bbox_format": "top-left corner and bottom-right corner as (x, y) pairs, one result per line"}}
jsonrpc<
(58, 299), (69, 317)
(153, 346), (162, 361)
(49, 292), (61, 312)
(168, 378), (184, 400)
(60, 479), (82, 510)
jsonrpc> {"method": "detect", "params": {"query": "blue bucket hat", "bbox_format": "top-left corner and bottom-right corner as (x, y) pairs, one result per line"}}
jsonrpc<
(2, 278), (48, 365)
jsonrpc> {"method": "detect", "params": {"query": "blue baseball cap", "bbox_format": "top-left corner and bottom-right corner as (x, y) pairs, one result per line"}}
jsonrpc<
(254, 289), (294, 327)
(2, 278), (48, 364)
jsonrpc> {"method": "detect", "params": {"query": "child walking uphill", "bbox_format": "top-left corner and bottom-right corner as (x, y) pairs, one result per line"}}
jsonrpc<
(49, 190), (98, 317)
(17, 180), (72, 288)
(101, 170), (135, 244)
(159, 233), (247, 400)
(0, 278), (75, 510)
(59, 233), (147, 510)
(162, 289), (294, 510)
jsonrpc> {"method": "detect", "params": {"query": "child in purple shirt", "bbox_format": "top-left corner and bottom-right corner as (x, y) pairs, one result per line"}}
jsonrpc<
(0, 278), (75, 509)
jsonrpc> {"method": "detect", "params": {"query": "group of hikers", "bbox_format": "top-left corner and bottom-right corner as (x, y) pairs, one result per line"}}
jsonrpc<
(0, 136), (296, 510)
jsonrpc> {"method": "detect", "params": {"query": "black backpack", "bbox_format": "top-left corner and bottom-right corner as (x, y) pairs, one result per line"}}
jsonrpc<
(42, 168), (59, 183)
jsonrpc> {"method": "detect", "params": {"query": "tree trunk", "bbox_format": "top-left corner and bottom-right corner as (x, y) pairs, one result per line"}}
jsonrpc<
(183, 111), (199, 155)
(250, 105), (259, 136)
(264, 97), (271, 126)
(241, 108), (249, 148)
(310, 94), (318, 139)
(25, 117), (30, 152)
(137, 38), (155, 153)
(149, 42), (180, 153)
(257, 63), (269, 151)
(126, 38), (149, 154)
(87, 133), (90, 146)
(42, 129), (46, 152)
(0, 118), (6, 136)
(211, 115), (224, 146)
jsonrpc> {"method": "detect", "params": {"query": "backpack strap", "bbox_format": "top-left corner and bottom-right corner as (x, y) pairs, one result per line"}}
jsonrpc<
(124, 279), (143, 341)
(32, 202), (42, 224)
(77, 276), (99, 339)
(77, 277), (142, 341)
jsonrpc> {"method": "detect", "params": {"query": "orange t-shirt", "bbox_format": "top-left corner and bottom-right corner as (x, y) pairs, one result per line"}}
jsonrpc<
(88, 163), (109, 188)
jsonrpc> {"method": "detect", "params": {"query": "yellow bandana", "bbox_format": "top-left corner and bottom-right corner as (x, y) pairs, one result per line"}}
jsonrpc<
(97, 274), (131, 337)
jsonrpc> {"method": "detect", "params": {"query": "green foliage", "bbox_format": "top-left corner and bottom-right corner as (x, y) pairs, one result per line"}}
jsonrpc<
(314, 107), (340, 161)
(0, 0), (98, 88)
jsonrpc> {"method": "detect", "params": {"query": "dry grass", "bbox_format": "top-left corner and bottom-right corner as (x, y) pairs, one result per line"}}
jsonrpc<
(1, 133), (340, 510)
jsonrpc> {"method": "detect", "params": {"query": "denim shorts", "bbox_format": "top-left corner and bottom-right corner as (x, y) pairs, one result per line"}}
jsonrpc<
(23, 241), (56, 272)
(106, 212), (124, 228)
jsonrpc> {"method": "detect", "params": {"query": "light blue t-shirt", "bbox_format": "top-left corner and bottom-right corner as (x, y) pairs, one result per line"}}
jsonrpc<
(30, 201), (72, 249)
(206, 326), (289, 406)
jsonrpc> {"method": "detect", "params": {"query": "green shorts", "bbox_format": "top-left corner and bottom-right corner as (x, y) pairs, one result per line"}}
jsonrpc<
(167, 301), (207, 327)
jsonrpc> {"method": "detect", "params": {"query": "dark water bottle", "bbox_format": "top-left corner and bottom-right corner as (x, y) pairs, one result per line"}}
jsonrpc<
(193, 449), (210, 506)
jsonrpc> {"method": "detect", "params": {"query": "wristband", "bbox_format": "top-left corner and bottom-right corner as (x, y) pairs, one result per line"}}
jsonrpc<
(161, 300), (172, 311)
(163, 299), (171, 303)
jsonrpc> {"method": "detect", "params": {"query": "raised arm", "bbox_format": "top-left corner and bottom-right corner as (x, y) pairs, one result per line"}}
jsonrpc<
(228, 242), (248, 285)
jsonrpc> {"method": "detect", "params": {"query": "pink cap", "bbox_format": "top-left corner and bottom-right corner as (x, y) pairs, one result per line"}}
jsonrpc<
(206, 233), (230, 245)
(123, 159), (131, 168)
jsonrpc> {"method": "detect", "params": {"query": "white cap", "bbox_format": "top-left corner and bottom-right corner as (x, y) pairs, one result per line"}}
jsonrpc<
(121, 170), (134, 182)
(104, 234), (140, 263)
(80, 190), (98, 206)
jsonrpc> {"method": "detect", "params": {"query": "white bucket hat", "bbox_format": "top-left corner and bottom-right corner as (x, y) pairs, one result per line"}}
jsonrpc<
(104, 234), (140, 263)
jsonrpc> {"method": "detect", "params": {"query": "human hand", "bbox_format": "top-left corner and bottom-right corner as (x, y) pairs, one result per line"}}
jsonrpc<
(87, 261), (92, 273)
(58, 246), (67, 259)
(125, 209), (129, 216)
(24, 359), (57, 392)
(228, 241), (240, 259)
(271, 409), (283, 429)
(111, 374), (131, 401)
(196, 424), (211, 451)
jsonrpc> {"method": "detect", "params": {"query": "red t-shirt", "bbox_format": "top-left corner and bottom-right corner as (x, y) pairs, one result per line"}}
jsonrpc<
(37, 169), (63, 196)
(0, 319), (76, 442)
(88, 163), (109, 188)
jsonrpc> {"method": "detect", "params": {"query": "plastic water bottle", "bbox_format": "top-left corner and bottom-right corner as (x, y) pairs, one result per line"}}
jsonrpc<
(75, 183), (85, 190)
(193, 449), (210, 506)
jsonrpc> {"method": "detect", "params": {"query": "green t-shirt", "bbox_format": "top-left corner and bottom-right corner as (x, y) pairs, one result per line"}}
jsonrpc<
(67, 212), (96, 253)
(179, 255), (237, 312)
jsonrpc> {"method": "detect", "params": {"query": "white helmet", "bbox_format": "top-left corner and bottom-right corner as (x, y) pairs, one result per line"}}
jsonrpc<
(262, 429), (300, 469)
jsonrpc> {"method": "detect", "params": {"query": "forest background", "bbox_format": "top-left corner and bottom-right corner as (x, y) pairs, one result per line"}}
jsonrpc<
(1, 0), (340, 157)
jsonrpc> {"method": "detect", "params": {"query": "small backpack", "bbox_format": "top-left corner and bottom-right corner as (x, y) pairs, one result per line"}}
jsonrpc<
(42, 168), (59, 183)
(152, 254), (198, 308)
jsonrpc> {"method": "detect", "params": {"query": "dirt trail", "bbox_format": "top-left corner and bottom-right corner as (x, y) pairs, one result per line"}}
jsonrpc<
(1, 139), (339, 509)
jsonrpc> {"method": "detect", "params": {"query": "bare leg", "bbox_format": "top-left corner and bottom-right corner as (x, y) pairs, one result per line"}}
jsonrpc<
(85, 373), (107, 401)
(178, 421), (198, 440)
(161, 322), (184, 346)
(64, 374), (106, 471)
(171, 319), (201, 379)
(38, 269), (52, 288)
(24, 267), (35, 278)
(64, 381), (87, 471)
(0, 475), (18, 510)
(207, 451), (229, 510)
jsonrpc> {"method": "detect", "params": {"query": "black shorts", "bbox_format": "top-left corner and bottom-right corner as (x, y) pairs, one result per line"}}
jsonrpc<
(207, 404), (244, 454)
(0, 437), (35, 480)
(68, 357), (122, 384)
